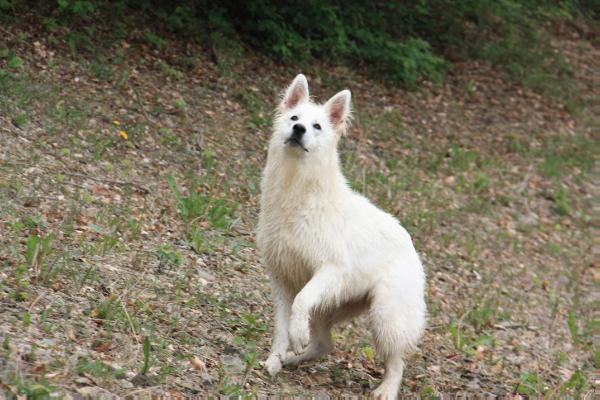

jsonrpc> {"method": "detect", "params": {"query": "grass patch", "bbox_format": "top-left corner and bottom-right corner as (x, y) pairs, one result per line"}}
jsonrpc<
(536, 134), (596, 177)
(167, 175), (237, 231)
(515, 372), (549, 396)
(0, 8), (596, 396)
(77, 357), (125, 380)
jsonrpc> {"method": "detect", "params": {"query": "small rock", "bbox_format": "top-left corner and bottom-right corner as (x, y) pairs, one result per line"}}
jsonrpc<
(131, 373), (156, 387)
(312, 372), (332, 385)
(467, 379), (481, 391)
(314, 390), (330, 400)
(196, 267), (215, 282)
(201, 372), (213, 386)
(39, 338), (56, 347)
(76, 386), (114, 399)
(428, 365), (441, 373)
(517, 212), (538, 226)
(175, 378), (202, 393)
(119, 380), (134, 389)
(74, 376), (93, 385)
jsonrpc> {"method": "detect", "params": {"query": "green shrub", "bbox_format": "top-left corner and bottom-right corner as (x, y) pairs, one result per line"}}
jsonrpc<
(2, 0), (595, 88)
(57, 0), (96, 18)
(0, 0), (17, 11)
(200, 1), (447, 85)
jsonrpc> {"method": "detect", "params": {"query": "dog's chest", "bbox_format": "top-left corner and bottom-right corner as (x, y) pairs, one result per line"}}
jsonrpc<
(258, 198), (341, 288)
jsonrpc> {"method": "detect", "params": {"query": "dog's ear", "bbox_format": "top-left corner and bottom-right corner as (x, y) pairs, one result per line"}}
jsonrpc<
(324, 90), (352, 134)
(281, 74), (309, 110)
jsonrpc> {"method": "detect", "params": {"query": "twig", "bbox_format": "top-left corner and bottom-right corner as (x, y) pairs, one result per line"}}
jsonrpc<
(515, 165), (534, 194)
(454, 309), (471, 350)
(0, 125), (32, 142)
(128, 83), (152, 123)
(0, 159), (30, 167)
(125, 386), (164, 397)
(209, 42), (220, 66)
(86, 385), (119, 397)
(240, 365), (252, 388)
(0, 26), (33, 48)
(30, 241), (41, 276)
(120, 300), (140, 345)
(62, 171), (150, 193)
(115, 270), (149, 353)
(28, 292), (44, 312)
(58, 180), (88, 191)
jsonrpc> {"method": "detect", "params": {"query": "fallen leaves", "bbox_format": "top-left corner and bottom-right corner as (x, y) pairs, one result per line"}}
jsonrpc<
(0, 17), (596, 400)
(190, 356), (207, 372)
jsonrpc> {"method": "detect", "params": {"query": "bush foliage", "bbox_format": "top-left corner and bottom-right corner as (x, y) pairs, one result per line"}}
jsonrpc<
(1, 0), (596, 86)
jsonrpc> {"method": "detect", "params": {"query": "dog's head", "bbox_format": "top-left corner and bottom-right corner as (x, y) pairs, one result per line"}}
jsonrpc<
(272, 74), (351, 157)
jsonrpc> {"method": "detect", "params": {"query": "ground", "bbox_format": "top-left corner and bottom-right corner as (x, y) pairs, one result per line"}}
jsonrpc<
(0, 21), (597, 398)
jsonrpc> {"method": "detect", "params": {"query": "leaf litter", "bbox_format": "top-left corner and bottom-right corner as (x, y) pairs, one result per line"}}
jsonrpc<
(0, 20), (597, 398)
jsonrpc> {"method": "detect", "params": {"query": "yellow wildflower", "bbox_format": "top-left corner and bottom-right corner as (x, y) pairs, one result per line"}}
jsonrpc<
(119, 130), (128, 140)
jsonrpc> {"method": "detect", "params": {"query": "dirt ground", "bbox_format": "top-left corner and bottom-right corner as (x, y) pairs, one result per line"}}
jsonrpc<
(0, 20), (598, 398)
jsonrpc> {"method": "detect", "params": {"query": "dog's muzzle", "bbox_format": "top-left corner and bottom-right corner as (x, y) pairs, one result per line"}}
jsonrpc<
(284, 123), (308, 152)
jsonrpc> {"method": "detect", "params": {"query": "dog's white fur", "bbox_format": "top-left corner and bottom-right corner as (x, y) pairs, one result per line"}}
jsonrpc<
(257, 74), (426, 399)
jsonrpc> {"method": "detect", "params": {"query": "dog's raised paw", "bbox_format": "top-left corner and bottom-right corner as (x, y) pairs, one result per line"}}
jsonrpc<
(288, 316), (310, 354)
(263, 354), (282, 376)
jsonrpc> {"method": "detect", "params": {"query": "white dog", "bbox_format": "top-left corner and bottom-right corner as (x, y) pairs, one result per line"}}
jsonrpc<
(257, 74), (426, 399)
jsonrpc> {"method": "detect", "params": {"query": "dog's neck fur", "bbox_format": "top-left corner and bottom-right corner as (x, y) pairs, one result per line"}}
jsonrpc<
(262, 143), (348, 210)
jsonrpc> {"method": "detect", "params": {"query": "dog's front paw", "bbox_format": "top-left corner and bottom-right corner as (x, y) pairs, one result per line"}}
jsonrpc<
(263, 354), (282, 376)
(288, 316), (310, 354)
(372, 382), (399, 400)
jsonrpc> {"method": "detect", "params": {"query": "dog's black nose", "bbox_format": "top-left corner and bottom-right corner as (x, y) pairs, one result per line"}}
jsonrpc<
(292, 123), (306, 137)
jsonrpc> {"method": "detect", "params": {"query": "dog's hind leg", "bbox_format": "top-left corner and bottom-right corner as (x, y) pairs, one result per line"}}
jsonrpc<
(283, 317), (333, 366)
(264, 279), (294, 376)
(372, 353), (405, 400)
(368, 276), (425, 399)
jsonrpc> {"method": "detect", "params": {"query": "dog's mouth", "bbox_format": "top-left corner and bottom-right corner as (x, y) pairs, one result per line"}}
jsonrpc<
(284, 138), (309, 152)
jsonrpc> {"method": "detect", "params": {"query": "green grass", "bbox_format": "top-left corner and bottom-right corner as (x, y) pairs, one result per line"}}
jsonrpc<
(25, 234), (53, 271)
(0, 16), (596, 397)
(143, 30), (166, 49)
(16, 378), (58, 399)
(449, 145), (479, 171)
(234, 90), (270, 129)
(157, 243), (183, 268)
(560, 369), (589, 395)
(89, 59), (114, 81)
(552, 184), (571, 216)
(468, 298), (498, 331)
(159, 62), (183, 80)
(449, 319), (494, 356)
(141, 336), (151, 375)
(167, 174), (238, 232)
(515, 372), (549, 396)
(537, 135), (596, 179)
(358, 108), (405, 142)
(77, 357), (126, 380)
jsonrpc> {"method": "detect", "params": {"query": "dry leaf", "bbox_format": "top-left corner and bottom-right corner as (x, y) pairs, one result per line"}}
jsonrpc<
(428, 365), (441, 373)
(190, 356), (207, 372)
(66, 329), (76, 341)
(94, 341), (113, 353)
(311, 372), (332, 385)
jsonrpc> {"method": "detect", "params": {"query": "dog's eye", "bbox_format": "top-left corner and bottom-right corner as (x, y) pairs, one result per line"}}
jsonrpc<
(291, 116), (298, 121)
(313, 123), (321, 130)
